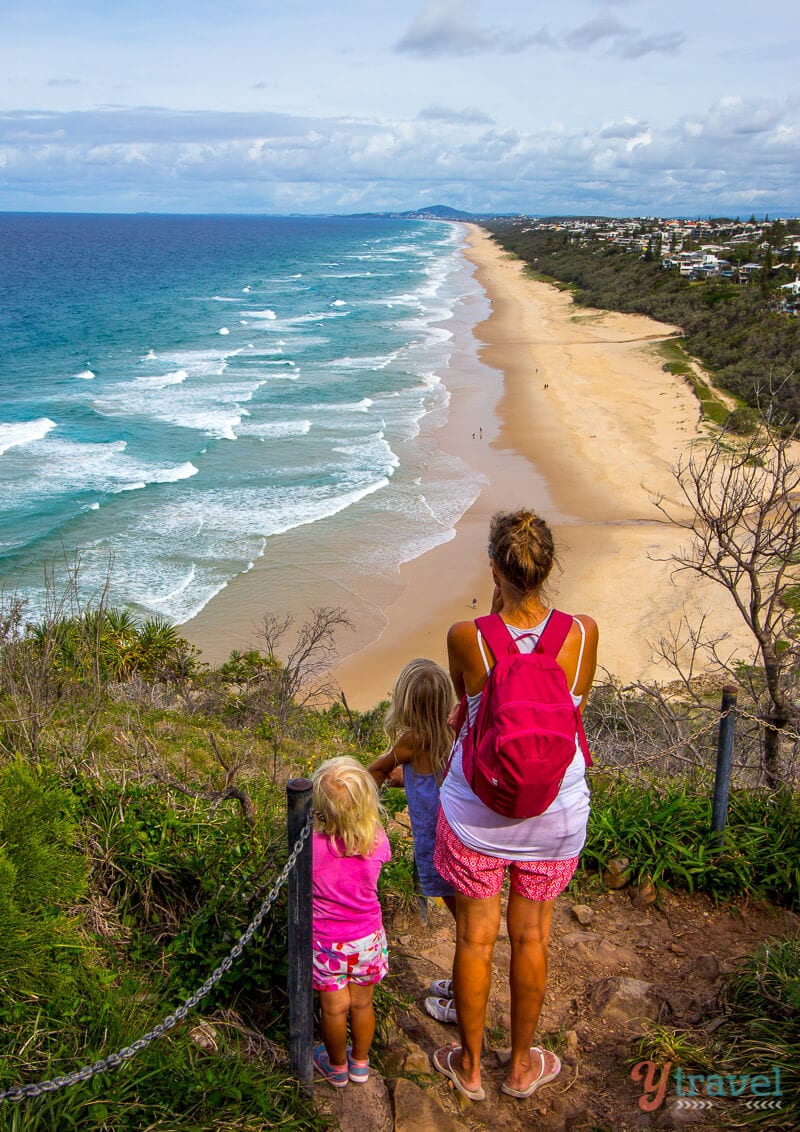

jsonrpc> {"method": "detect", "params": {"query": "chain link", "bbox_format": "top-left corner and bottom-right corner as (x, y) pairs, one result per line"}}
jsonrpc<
(0, 810), (313, 1104)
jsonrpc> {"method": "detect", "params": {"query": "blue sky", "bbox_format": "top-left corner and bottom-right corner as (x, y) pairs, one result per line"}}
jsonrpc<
(1, 0), (798, 216)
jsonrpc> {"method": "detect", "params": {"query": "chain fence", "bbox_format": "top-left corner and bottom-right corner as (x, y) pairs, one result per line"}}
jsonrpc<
(588, 690), (800, 788)
(0, 809), (313, 1104)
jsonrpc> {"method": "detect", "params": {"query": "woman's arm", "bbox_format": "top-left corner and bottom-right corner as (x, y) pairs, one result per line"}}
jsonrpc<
(563, 614), (599, 711)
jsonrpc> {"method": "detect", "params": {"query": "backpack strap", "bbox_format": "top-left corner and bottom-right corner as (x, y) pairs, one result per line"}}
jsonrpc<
(474, 613), (518, 660)
(535, 609), (572, 657)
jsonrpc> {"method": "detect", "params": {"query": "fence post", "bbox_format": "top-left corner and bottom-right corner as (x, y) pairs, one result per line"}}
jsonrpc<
(287, 778), (313, 1087)
(711, 685), (738, 847)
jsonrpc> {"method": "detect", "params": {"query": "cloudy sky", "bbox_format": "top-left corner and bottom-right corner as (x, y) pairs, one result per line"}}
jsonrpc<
(1, 0), (798, 216)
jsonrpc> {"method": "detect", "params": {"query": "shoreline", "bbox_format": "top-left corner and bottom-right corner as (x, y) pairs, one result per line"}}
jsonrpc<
(184, 224), (749, 708)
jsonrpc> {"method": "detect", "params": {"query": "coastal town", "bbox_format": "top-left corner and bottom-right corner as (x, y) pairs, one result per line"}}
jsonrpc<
(512, 214), (800, 313)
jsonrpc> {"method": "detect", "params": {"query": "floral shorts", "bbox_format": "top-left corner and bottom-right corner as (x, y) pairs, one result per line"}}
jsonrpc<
(312, 928), (389, 992)
(434, 810), (579, 902)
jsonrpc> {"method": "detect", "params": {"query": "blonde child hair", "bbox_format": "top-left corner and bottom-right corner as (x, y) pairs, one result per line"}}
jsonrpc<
(384, 658), (454, 784)
(312, 755), (385, 858)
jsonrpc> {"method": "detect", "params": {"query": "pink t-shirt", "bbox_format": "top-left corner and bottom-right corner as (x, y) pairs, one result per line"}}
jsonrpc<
(312, 829), (391, 946)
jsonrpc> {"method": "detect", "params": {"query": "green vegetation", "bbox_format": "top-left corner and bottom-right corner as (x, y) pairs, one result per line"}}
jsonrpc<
(582, 776), (800, 906)
(487, 224), (800, 424)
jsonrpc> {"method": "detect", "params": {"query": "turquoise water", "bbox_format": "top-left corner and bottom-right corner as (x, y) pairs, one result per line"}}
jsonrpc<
(0, 214), (484, 623)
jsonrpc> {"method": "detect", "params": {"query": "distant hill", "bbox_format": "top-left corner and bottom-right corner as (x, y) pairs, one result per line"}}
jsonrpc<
(345, 204), (516, 222)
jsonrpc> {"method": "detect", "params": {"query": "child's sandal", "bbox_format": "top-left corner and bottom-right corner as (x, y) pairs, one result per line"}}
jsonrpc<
(425, 995), (458, 1024)
(347, 1048), (370, 1083)
(428, 977), (453, 998)
(313, 1043), (348, 1088)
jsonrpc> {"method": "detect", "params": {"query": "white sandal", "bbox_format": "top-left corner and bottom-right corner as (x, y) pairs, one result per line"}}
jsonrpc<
(425, 996), (458, 1024)
(428, 978), (454, 998)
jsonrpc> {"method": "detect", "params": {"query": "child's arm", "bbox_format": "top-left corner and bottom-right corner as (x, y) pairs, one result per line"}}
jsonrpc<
(368, 732), (416, 787)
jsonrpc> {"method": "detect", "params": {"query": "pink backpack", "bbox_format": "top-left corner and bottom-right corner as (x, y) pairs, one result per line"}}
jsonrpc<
(460, 611), (592, 819)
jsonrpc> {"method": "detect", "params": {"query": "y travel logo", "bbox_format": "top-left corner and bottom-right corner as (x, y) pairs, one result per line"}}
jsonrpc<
(630, 1060), (783, 1113)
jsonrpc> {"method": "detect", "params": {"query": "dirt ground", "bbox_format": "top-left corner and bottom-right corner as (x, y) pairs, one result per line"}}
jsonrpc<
(314, 832), (798, 1132)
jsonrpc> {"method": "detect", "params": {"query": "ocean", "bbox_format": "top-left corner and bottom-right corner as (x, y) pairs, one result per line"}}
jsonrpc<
(0, 213), (488, 630)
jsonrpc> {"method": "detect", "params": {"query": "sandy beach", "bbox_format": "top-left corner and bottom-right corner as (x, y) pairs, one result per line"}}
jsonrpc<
(184, 224), (748, 708)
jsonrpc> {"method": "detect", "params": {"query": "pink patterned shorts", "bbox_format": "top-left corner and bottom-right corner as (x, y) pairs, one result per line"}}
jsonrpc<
(312, 928), (389, 992)
(434, 810), (579, 902)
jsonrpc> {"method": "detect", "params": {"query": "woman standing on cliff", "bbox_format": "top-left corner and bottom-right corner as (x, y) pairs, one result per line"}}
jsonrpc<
(432, 509), (598, 1101)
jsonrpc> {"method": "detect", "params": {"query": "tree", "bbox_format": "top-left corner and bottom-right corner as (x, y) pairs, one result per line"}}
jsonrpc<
(653, 408), (800, 786)
(252, 607), (353, 776)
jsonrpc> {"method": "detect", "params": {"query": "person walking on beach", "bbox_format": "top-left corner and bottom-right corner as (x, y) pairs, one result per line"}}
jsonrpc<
(432, 510), (598, 1101)
(311, 756), (391, 1087)
(368, 661), (458, 1001)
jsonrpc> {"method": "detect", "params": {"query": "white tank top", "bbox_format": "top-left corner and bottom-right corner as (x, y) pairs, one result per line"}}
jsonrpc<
(438, 617), (590, 861)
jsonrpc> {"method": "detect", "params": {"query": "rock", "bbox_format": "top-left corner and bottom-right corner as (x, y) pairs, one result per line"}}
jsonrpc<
(602, 856), (631, 889)
(662, 989), (698, 1019)
(562, 931), (642, 973)
(337, 1073), (393, 1132)
(495, 1047), (512, 1067)
(392, 1078), (460, 1132)
(189, 1021), (218, 1052)
(691, 953), (721, 979)
(563, 1029), (579, 1052)
(393, 809), (412, 831)
(401, 1040), (432, 1076)
(669, 942), (688, 956)
(419, 942), (455, 973)
(590, 976), (662, 1032)
(571, 903), (594, 925)
(656, 1098), (709, 1127)
(631, 877), (659, 909)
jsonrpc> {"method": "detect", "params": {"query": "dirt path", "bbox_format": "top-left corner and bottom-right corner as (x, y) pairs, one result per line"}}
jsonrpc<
(314, 832), (796, 1131)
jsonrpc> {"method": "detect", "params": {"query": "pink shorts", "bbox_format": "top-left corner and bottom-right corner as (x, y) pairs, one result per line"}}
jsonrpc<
(312, 928), (388, 992)
(434, 810), (579, 902)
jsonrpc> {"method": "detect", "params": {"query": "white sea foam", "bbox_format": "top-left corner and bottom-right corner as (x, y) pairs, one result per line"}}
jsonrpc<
(249, 309), (277, 320)
(238, 420), (312, 439)
(325, 352), (399, 370)
(0, 417), (57, 455)
(76, 369), (95, 380)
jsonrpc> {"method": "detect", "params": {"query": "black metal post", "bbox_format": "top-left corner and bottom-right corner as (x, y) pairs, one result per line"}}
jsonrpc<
(711, 685), (738, 847)
(287, 778), (313, 1087)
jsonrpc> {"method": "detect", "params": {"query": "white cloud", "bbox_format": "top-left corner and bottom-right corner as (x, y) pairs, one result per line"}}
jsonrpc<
(0, 95), (797, 216)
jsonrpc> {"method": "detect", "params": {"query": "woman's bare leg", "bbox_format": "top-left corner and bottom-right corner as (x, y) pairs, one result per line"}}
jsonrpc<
(504, 891), (559, 1091)
(449, 892), (501, 1091)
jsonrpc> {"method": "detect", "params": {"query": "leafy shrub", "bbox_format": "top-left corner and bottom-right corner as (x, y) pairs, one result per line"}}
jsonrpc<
(583, 777), (800, 908)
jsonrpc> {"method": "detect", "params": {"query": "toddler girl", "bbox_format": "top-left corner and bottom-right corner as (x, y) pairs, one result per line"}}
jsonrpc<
(311, 755), (391, 1087)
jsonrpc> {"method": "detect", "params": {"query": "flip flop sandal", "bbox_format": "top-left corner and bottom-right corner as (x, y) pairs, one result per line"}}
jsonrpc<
(501, 1047), (562, 1098)
(425, 995), (458, 1024)
(433, 1045), (486, 1102)
(312, 1043), (348, 1088)
(428, 977), (454, 998)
